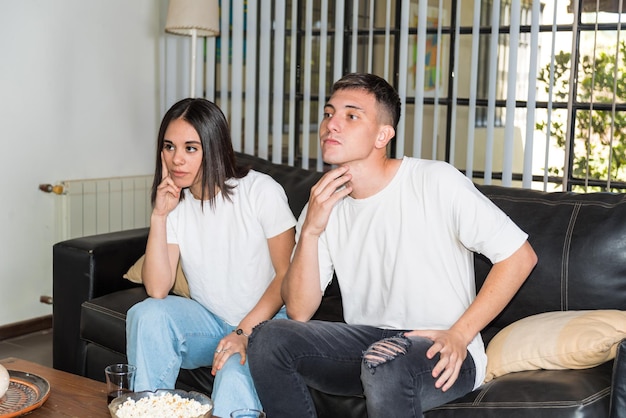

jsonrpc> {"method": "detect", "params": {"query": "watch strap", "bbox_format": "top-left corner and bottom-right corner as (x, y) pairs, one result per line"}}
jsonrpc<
(234, 328), (250, 337)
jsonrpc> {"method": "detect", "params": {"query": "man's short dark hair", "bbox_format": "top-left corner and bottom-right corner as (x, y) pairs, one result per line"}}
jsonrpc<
(331, 73), (402, 129)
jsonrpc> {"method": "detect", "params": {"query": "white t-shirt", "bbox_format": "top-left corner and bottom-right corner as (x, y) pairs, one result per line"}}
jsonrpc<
(298, 157), (528, 387)
(167, 170), (296, 325)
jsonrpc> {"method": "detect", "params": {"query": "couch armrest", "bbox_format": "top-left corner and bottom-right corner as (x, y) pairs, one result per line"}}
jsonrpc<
(610, 338), (626, 418)
(52, 228), (149, 375)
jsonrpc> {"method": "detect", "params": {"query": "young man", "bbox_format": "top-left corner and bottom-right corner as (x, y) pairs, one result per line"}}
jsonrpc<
(247, 73), (537, 418)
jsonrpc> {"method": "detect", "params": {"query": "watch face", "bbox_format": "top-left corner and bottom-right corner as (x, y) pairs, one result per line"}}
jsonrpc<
(236, 329), (243, 335)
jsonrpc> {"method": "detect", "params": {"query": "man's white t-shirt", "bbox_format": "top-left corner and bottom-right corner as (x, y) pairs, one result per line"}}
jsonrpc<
(167, 170), (296, 325)
(298, 157), (528, 388)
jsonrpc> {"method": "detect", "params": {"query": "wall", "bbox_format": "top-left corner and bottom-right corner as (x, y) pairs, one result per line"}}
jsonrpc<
(0, 0), (163, 327)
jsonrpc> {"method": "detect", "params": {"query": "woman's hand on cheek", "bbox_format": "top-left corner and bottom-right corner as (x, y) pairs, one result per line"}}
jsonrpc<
(153, 155), (181, 217)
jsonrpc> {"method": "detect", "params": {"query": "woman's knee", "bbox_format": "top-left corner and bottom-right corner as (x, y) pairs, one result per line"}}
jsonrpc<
(219, 354), (250, 378)
(127, 297), (183, 331)
(128, 297), (161, 319)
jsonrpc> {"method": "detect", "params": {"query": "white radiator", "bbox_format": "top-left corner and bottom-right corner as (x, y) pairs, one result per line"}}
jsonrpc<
(49, 175), (153, 241)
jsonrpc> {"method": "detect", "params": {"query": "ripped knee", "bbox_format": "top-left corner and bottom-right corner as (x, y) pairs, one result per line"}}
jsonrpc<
(363, 334), (411, 370)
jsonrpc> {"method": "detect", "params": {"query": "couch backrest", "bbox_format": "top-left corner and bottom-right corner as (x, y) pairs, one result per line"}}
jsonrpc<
(476, 184), (626, 340)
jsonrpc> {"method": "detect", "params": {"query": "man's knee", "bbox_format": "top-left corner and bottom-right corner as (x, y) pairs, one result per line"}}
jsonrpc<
(248, 319), (293, 375)
(362, 334), (412, 372)
(249, 318), (290, 351)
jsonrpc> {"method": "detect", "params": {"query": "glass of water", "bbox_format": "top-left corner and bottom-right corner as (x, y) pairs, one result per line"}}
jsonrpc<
(230, 408), (266, 418)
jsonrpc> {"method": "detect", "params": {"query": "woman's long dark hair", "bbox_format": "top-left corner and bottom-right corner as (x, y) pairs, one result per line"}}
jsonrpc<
(151, 98), (249, 209)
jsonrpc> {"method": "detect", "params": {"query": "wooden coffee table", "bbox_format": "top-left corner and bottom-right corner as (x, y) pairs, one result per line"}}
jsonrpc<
(1, 357), (110, 417)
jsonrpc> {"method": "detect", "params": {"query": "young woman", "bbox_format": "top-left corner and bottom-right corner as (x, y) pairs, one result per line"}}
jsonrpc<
(126, 98), (296, 417)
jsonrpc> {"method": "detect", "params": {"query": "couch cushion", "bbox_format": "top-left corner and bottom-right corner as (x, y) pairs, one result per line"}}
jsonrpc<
(307, 362), (613, 418)
(123, 254), (190, 298)
(81, 281), (344, 355)
(81, 287), (148, 355)
(475, 186), (626, 333)
(425, 362), (613, 418)
(484, 310), (626, 382)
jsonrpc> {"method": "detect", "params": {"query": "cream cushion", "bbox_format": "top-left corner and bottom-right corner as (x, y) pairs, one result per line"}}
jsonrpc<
(484, 310), (626, 382)
(123, 254), (190, 298)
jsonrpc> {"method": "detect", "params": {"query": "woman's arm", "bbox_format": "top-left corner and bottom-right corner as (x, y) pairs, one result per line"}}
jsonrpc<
(142, 213), (180, 298)
(142, 158), (181, 298)
(236, 227), (296, 334)
(211, 227), (295, 375)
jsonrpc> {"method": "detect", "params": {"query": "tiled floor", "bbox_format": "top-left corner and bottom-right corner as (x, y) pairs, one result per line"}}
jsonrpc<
(0, 329), (53, 367)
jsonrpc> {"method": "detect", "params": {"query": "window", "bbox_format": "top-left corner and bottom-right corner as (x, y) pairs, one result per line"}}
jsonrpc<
(164, 0), (626, 192)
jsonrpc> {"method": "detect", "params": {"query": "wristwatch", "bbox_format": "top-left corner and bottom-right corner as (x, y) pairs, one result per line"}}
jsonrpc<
(234, 328), (250, 337)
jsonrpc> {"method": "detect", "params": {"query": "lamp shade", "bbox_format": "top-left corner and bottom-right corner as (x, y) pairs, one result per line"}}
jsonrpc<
(165, 0), (220, 37)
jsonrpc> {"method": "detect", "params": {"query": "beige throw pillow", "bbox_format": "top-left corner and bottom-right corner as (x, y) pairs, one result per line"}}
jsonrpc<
(123, 254), (190, 298)
(484, 310), (626, 382)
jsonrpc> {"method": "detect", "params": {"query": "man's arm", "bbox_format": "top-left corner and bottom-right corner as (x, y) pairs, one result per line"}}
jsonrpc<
(281, 227), (326, 321)
(410, 240), (537, 391)
(452, 240), (537, 346)
(282, 166), (353, 321)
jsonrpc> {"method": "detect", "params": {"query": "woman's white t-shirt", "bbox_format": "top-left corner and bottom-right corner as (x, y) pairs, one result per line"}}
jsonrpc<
(298, 157), (528, 388)
(167, 170), (296, 325)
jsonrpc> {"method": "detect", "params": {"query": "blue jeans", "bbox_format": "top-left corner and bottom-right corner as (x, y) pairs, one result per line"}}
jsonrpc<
(126, 295), (287, 418)
(248, 319), (476, 418)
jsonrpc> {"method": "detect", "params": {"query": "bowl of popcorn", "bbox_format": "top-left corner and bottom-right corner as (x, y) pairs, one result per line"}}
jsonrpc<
(108, 389), (213, 418)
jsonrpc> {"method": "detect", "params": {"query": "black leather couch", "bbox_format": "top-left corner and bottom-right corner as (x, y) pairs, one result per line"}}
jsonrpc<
(53, 152), (625, 418)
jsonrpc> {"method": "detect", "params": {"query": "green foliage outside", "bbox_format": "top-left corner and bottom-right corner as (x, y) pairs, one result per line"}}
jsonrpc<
(536, 42), (626, 192)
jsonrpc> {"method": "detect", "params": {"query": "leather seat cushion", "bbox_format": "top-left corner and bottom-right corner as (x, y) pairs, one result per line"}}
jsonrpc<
(425, 361), (613, 418)
(81, 287), (148, 355)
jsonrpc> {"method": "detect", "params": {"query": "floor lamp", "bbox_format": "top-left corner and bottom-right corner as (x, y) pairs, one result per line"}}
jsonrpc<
(165, 0), (220, 98)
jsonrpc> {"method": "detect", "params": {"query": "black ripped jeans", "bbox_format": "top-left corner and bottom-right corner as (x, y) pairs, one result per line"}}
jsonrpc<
(248, 319), (476, 418)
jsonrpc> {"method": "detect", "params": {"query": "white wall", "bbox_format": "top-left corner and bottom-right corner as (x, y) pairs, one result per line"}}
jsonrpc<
(0, 0), (163, 326)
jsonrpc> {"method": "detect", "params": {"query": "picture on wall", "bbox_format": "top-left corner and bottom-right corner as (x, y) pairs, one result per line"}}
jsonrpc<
(408, 6), (445, 97)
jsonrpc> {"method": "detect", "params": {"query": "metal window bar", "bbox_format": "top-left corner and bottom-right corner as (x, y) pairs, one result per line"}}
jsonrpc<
(161, 0), (626, 193)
